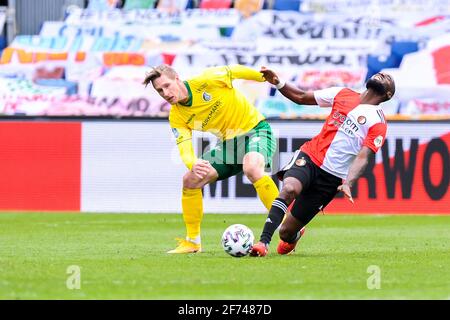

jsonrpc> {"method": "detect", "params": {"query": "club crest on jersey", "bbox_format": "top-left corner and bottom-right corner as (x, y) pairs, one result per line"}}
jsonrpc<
(295, 157), (306, 167)
(357, 116), (367, 125)
(202, 92), (212, 102)
(374, 135), (383, 148)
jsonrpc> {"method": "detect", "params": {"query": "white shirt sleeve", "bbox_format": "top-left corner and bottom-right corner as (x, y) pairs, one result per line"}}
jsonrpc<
(313, 87), (344, 107)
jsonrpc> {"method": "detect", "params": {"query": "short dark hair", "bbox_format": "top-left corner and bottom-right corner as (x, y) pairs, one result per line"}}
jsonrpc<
(142, 65), (178, 87)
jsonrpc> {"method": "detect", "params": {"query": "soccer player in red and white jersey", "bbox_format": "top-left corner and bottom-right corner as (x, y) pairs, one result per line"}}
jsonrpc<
(250, 68), (396, 257)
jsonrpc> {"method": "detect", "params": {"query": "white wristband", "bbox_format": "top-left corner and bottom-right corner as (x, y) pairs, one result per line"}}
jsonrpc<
(275, 79), (286, 90)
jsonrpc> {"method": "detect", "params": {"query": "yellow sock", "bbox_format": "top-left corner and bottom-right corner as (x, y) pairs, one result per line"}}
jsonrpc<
(181, 188), (203, 243)
(253, 175), (279, 211)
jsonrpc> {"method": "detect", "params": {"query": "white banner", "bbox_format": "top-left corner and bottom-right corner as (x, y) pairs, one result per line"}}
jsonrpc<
(382, 34), (450, 103)
(0, 78), (68, 115)
(232, 10), (450, 43)
(301, 0), (450, 14)
(171, 52), (364, 78)
(65, 8), (241, 27)
(87, 66), (170, 116)
(39, 21), (220, 44)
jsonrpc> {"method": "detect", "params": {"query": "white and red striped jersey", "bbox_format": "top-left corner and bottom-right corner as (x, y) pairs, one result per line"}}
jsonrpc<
(301, 87), (387, 179)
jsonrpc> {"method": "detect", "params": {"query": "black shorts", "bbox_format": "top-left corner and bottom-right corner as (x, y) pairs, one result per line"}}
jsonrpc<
(277, 151), (343, 225)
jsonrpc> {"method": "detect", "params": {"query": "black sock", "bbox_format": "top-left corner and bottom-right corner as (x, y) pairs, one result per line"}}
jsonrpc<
(260, 198), (289, 245)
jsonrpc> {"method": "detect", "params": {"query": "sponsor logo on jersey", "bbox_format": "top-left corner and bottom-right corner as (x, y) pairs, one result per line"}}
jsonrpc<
(202, 101), (221, 129)
(185, 114), (195, 125)
(251, 137), (261, 143)
(374, 135), (383, 148)
(195, 83), (208, 93)
(329, 111), (359, 136)
(202, 92), (212, 102)
(357, 115), (367, 125)
(295, 157), (306, 167)
(171, 128), (179, 138)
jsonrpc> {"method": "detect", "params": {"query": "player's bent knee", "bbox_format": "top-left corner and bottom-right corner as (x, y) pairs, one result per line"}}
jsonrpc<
(243, 153), (265, 183)
(243, 165), (264, 183)
(279, 225), (295, 242)
(280, 183), (300, 202)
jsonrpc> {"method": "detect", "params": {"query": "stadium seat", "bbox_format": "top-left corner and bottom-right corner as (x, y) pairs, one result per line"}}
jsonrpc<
(234, 0), (264, 18)
(185, 0), (199, 8)
(157, 0), (191, 12)
(0, 36), (5, 51)
(123, 0), (157, 9)
(87, 0), (120, 10)
(199, 0), (232, 9)
(273, 0), (301, 11)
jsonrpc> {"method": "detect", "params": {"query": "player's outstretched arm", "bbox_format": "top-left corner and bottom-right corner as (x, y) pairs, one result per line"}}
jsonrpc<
(176, 137), (212, 179)
(228, 64), (266, 82)
(260, 67), (317, 105)
(338, 146), (374, 203)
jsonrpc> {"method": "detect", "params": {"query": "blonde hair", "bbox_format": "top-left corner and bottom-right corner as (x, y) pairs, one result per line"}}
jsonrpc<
(142, 64), (178, 87)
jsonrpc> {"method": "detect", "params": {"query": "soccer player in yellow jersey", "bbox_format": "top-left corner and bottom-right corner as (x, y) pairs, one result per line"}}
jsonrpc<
(143, 64), (279, 253)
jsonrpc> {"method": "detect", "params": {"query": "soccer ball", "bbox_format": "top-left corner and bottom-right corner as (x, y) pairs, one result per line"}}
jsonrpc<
(221, 224), (255, 257)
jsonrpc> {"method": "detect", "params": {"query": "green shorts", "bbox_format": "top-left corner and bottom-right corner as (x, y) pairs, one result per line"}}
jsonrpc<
(201, 120), (277, 181)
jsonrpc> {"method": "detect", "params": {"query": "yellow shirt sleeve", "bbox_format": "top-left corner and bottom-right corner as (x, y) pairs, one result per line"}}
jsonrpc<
(169, 115), (197, 171)
(202, 65), (265, 89)
(228, 64), (265, 82)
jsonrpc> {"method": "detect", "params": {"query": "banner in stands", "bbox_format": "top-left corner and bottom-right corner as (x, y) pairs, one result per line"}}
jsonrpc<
(65, 8), (241, 28)
(300, 0), (450, 14)
(171, 52), (363, 78)
(39, 22), (220, 43)
(383, 34), (450, 105)
(232, 10), (450, 43)
(0, 120), (448, 214)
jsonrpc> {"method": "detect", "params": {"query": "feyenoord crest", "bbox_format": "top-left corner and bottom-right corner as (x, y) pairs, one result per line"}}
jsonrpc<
(295, 157), (306, 167)
(202, 92), (211, 102)
(357, 115), (367, 125)
(374, 135), (383, 148)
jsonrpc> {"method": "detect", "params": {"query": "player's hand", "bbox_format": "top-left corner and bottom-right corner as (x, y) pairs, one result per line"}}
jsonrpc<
(337, 183), (354, 204)
(260, 66), (279, 86)
(192, 159), (211, 180)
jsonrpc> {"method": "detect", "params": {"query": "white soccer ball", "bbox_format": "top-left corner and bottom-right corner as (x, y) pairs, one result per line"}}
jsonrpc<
(221, 224), (255, 257)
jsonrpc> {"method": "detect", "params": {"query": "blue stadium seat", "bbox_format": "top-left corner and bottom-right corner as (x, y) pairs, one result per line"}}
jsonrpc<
(185, 0), (198, 8)
(0, 36), (5, 51)
(273, 0), (301, 10)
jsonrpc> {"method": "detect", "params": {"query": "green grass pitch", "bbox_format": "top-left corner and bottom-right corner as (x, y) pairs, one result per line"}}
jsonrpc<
(0, 213), (448, 299)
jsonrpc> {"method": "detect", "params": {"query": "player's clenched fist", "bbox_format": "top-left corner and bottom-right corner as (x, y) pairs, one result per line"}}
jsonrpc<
(192, 159), (211, 180)
(337, 183), (354, 204)
(260, 66), (280, 86)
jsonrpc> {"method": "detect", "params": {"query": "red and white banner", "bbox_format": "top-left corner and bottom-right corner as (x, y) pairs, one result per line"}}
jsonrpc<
(0, 120), (448, 214)
(383, 34), (450, 104)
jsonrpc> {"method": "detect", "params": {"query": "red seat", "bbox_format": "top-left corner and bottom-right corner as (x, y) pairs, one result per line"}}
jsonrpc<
(199, 0), (232, 9)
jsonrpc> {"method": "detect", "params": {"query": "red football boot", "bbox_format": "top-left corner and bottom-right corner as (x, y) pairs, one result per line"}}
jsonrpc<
(249, 242), (269, 257)
(277, 227), (306, 255)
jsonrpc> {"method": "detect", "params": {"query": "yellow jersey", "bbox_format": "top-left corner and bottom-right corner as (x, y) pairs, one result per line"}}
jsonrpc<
(169, 64), (266, 170)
